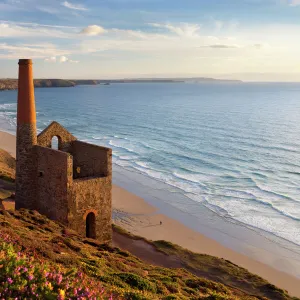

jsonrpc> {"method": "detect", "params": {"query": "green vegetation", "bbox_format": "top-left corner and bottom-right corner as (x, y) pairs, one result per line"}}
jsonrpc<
(34, 79), (76, 88)
(0, 210), (257, 299)
(0, 210), (297, 299)
(0, 78), (99, 90)
(0, 152), (298, 299)
(0, 79), (76, 90)
(114, 225), (298, 300)
(0, 149), (15, 183)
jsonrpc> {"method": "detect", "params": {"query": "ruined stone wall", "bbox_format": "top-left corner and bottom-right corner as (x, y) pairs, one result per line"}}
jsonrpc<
(69, 176), (112, 243)
(15, 124), (37, 210)
(71, 141), (112, 179)
(34, 145), (73, 224)
(37, 121), (76, 152)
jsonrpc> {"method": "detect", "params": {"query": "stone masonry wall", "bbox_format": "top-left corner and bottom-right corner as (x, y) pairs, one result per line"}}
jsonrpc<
(35, 145), (72, 224)
(69, 176), (112, 243)
(37, 121), (77, 152)
(15, 123), (37, 210)
(71, 141), (112, 179)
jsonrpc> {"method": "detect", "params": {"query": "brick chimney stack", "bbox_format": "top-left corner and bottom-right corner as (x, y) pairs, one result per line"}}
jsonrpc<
(15, 59), (37, 210)
(17, 59), (36, 125)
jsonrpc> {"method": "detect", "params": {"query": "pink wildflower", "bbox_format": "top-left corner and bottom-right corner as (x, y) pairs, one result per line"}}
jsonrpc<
(56, 274), (63, 285)
(28, 275), (34, 281)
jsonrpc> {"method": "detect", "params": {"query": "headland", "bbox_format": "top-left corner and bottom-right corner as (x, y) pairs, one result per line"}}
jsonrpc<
(1, 129), (300, 297)
(0, 77), (242, 91)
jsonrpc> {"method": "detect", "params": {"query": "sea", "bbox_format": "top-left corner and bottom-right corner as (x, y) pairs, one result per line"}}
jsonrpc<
(1, 82), (300, 253)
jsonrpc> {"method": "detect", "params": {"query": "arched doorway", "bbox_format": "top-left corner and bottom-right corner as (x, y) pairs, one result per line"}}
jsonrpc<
(86, 212), (96, 239)
(51, 136), (59, 150)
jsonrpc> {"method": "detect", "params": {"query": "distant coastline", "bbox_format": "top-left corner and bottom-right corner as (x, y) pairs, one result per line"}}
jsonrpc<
(0, 77), (242, 91)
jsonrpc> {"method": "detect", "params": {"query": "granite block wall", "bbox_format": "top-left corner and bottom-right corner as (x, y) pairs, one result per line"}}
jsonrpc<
(37, 121), (76, 152)
(71, 140), (112, 179)
(70, 176), (112, 243)
(35, 145), (72, 224)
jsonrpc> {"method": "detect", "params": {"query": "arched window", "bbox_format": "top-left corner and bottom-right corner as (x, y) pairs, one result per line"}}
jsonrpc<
(86, 212), (96, 239)
(51, 136), (59, 150)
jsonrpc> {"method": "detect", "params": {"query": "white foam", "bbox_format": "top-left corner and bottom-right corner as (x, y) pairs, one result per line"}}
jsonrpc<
(0, 103), (16, 109)
(173, 171), (214, 183)
(118, 155), (137, 160)
(114, 160), (132, 167)
(135, 161), (150, 169)
(109, 139), (135, 153)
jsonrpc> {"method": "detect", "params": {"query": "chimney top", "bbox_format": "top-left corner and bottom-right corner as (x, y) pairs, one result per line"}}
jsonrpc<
(17, 58), (36, 124)
(18, 59), (32, 65)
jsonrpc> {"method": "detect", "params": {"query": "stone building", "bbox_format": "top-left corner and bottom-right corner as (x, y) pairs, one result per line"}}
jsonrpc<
(15, 59), (112, 243)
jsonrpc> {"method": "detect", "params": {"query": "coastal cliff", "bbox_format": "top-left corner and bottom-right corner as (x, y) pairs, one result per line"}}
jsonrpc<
(0, 148), (298, 300)
(0, 77), (242, 90)
(0, 79), (76, 90)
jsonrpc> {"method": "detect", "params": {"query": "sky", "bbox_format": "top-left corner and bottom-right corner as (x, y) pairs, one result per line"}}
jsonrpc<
(1, 0), (300, 81)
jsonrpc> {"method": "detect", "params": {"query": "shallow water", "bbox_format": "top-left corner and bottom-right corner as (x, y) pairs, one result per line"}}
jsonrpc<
(1, 82), (300, 247)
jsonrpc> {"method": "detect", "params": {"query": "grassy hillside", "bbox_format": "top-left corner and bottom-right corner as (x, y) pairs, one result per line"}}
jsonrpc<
(0, 209), (280, 300)
(0, 209), (298, 299)
(34, 79), (76, 88)
(0, 149), (15, 182)
(0, 79), (76, 90)
(0, 149), (298, 299)
(0, 79), (101, 90)
(0, 149), (15, 204)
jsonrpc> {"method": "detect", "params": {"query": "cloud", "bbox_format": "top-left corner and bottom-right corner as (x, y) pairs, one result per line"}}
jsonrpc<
(202, 44), (241, 49)
(0, 43), (69, 59)
(150, 23), (201, 38)
(45, 56), (57, 62)
(80, 25), (106, 36)
(45, 56), (79, 63)
(61, 1), (87, 11)
(287, 0), (300, 6)
(2, 21), (77, 29)
(0, 21), (75, 38)
(201, 43), (266, 49)
(59, 56), (68, 62)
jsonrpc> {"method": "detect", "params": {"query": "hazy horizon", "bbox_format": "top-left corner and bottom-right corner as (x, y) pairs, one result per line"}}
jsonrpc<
(3, 73), (300, 83)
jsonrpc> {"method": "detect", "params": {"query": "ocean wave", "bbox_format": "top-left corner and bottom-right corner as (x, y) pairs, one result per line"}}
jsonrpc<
(131, 165), (206, 195)
(172, 171), (213, 187)
(118, 155), (138, 161)
(216, 188), (257, 200)
(0, 103), (17, 109)
(250, 196), (300, 222)
(190, 191), (300, 246)
(2, 84), (300, 247)
(114, 160), (132, 167)
(186, 193), (230, 216)
(255, 183), (300, 204)
(251, 172), (268, 179)
(135, 161), (151, 169)
(108, 140), (136, 153)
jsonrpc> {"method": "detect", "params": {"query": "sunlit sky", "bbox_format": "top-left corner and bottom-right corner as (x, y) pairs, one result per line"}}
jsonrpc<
(1, 0), (300, 81)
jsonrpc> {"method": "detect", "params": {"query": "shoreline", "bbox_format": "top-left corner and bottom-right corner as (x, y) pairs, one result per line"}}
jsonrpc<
(1, 130), (300, 297)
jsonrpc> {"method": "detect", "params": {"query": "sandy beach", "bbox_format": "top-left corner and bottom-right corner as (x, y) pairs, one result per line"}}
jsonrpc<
(1, 130), (300, 297)
(0, 131), (16, 157)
